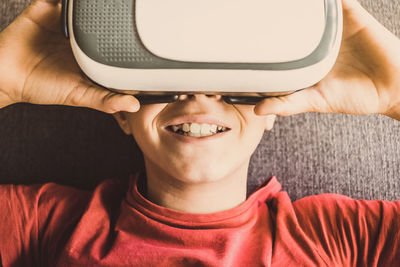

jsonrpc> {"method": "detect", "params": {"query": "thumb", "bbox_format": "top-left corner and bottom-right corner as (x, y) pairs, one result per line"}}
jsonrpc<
(254, 87), (329, 116)
(63, 81), (140, 114)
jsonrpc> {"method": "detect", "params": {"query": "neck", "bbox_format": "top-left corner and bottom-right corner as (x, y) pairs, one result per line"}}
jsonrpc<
(143, 159), (249, 214)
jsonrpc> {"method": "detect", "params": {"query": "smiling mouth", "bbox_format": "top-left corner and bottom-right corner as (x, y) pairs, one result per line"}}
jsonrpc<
(166, 122), (230, 137)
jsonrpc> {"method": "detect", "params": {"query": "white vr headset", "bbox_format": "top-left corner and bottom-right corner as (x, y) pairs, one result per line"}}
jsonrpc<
(62, 0), (343, 104)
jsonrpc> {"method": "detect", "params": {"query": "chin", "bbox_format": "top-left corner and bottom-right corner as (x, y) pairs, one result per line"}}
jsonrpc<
(169, 163), (228, 184)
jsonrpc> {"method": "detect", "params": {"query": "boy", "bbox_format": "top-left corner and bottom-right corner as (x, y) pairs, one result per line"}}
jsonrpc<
(0, 0), (400, 266)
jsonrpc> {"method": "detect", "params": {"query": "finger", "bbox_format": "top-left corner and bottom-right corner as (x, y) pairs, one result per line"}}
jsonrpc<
(24, 0), (62, 33)
(254, 87), (330, 116)
(63, 81), (140, 114)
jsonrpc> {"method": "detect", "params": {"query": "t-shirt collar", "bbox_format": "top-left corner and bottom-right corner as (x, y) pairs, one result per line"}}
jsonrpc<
(124, 173), (282, 228)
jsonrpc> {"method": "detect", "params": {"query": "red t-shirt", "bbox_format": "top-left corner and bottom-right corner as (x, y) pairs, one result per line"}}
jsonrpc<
(0, 174), (399, 266)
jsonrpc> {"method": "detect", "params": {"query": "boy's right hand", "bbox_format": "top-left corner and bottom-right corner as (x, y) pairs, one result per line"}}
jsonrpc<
(0, 0), (140, 114)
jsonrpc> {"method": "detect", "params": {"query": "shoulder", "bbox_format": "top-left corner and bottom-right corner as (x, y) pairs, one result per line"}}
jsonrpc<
(292, 193), (400, 222)
(0, 182), (91, 214)
(0, 178), (127, 207)
(293, 194), (400, 263)
(291, 193), (400, 234)
(270, 192), (400, 265)
(0, 178), (129, 220)
(0, 178), (130, 237)
(0, 178), (129, 265)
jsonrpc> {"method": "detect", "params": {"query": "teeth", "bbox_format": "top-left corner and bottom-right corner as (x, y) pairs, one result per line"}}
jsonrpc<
(200, 124), (211, 135)
(189, 132), (201, 137)
(172, 125), (179, 132)
(190, 123), (201, 134)
(168, 122), (228, 137)
(182, 123), (190, 132)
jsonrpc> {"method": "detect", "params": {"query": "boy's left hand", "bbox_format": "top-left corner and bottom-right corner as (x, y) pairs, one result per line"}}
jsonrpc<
(254, 0), (400, 121)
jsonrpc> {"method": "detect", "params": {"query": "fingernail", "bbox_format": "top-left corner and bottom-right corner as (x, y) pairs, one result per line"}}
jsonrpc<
(122, 96), (140, 112)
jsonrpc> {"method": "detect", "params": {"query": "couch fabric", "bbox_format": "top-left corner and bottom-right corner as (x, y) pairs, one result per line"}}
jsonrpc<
(0, 0), (399, 200)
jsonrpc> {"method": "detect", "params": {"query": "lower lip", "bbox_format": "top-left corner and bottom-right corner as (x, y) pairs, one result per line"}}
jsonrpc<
(163, 128), (231, 143)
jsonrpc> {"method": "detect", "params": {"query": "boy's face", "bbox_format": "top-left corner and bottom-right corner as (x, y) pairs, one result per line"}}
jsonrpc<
(113, 94), (276, 184)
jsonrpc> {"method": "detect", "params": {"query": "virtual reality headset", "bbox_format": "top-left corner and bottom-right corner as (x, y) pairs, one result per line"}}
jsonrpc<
(62, 0), (343, 105)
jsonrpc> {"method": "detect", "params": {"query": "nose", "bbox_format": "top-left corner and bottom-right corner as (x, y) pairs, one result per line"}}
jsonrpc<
(178, 94), (222, 102)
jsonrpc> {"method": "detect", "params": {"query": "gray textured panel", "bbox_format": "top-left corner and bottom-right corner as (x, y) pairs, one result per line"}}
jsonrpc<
(74, 0), (156, 66)
(73, 0), (340, 70)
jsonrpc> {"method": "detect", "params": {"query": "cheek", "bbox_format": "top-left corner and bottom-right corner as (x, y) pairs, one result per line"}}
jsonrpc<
(235, 106), (267, 135)
(239, 124), (265, 155)
(235, 107), (267, 153)
(126, 104), (167, 149)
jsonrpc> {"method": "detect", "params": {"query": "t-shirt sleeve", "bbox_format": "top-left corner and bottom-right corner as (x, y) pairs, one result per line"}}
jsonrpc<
(0, 183), (90, 266)
(293, 194), (400, 266)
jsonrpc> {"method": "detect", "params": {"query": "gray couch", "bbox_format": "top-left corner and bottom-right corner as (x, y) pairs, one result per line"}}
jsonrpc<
(1, 0), (399, 201)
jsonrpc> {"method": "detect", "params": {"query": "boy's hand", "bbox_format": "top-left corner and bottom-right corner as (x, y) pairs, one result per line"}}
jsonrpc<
(0, 0), (139, 113)
(255, 0), (400, 121)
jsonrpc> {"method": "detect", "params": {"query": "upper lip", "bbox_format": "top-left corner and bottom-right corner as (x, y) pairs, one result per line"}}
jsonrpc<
(162, 115), (232, 129)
